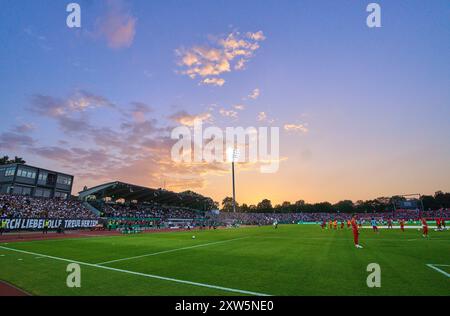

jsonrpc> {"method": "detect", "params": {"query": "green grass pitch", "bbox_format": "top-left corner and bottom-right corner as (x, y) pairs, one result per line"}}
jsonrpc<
(0, 225), (449, 296)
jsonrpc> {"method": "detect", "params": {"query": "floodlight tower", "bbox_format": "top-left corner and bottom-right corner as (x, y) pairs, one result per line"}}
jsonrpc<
(227, 148), (240, 213)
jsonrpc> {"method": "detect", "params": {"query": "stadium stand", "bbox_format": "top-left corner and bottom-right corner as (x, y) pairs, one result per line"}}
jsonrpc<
(214, 209), (450, 225)
(1, 181), (449, 232)
(101, 203), (204, 221)
(0, 194), (97, 219)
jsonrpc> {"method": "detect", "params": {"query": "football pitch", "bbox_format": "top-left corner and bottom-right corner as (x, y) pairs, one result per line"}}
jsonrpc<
(0, 225), (449, 296)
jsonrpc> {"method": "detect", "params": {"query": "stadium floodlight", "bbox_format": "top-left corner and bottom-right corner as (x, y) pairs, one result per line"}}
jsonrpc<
(226, 147), (240, 163)
(227, 148), (240, 213)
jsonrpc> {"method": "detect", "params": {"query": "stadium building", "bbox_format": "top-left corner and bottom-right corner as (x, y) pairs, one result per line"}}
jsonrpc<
(0, 163), (74, 199)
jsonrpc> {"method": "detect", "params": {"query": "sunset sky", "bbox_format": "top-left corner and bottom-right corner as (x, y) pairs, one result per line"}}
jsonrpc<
(0, 0), (449, 205)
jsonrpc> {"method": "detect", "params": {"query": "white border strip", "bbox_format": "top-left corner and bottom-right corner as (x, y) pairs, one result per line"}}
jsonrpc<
(97, 237), (248, 265)
(0, 245), (270, 296)
(426, 264), (450, 278)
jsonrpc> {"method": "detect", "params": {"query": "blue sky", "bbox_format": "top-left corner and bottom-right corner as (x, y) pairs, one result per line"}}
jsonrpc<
(0, 0), (449, 204)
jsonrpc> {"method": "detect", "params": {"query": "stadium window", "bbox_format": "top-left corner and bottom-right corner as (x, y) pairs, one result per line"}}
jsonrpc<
(17, 168), (36, 179)
(13, 185), (32, 196)
(5, 167), (16, 177)
(57, 175), (72, 185)
(35, 188), (51, 198)
(13, 186), (22, 195)
(55, 191), (68, 199)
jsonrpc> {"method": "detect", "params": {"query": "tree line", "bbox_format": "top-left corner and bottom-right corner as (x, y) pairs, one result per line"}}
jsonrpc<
(221, 191), (450, 213)
(0, 156), (26, 165)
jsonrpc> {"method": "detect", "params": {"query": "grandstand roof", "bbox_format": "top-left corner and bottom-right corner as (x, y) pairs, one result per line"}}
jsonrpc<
(78, 181), (214, 210)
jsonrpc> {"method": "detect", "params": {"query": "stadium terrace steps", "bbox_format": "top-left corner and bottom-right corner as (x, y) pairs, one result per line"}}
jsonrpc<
(83, 201), (101, 216)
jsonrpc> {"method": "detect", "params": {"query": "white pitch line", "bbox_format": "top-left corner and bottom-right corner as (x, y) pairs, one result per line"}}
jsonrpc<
(0, 245), (270, 296)
(426, 264), (450, 278)
(96, 237), (249, 265)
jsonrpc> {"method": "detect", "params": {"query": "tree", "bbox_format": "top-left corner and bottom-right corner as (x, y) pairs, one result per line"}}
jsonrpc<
(12, 156), (26, 164)
(421, 195), (437, 211)
(312, 202), (333, 213)
(0, 155), (26, 165)
(221, 191), (450, 214)
(334, 200), (354, 213)
(240, 203), (250, 213)
(257, 199), (272, 212)
(281, 201), (291, 208)
(0, 156), (10, 165)
(434, 191), (450, 208)
(221, 197), (239, 212)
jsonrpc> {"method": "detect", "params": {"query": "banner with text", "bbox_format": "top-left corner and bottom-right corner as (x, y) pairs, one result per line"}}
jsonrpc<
(2, 218), (99, 230)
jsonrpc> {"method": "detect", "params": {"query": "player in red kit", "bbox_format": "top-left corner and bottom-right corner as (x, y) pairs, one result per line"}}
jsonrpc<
(387, 218), (393, 229)
(399, 219), (405, 232)
(421, 217), (429, 238)
(436, 218), (441, 231)
(351, 215), (363, 248)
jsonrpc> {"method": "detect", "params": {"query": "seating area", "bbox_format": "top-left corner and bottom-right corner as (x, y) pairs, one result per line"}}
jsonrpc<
(0, 194), (97, 219)
(216, 208), (450, 225)
(100, 203), (204, 221)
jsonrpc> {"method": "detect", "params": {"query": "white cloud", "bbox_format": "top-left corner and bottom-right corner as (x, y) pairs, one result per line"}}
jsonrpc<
(248, 88), (260, 100)
(219, 109), (238, 119)
(284, 123), (309, 133)
(176, 31), (266, 86)
(257, 112), (267, 122)
(202, 78), (225, 87)
(246, 31), (266, 41)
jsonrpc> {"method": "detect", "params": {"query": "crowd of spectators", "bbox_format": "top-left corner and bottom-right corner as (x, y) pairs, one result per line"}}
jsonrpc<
(2, 193), (449, 227)
(216, 208), (450, 225)
(101, 203), (204, 221)
(0, 194), (97, 219)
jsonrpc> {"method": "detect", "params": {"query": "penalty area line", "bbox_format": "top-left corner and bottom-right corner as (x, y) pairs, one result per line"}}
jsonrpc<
(0, 245), (270, 296)
(426, 264), (450, 278)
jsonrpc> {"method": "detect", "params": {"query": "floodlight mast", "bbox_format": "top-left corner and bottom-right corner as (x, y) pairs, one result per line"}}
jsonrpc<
(228, 148), (240, 213)
(232, 159), (236, 213)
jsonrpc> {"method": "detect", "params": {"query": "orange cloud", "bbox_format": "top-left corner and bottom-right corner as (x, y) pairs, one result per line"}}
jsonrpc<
(95, 0), (137, 49)
(176, 31), (265, 86)
(169, 111), (212, 126)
